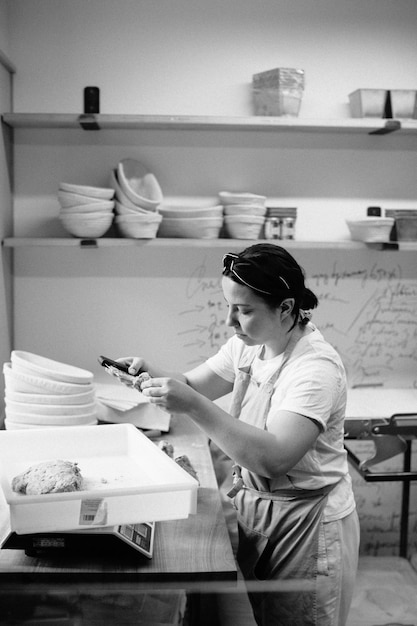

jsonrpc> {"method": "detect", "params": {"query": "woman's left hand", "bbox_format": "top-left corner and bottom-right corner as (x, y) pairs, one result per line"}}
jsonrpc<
(140, 376), (199, 414)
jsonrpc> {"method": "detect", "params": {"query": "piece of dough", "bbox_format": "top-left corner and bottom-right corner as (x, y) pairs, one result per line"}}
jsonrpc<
(12, 460), (83, 495)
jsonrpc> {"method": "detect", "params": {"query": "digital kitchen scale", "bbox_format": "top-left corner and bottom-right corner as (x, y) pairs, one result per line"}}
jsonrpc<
(1, 521), (155, 558)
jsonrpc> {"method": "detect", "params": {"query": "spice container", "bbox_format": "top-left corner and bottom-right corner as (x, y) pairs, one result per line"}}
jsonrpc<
(264, 207), (297, 240)
(264, 216), (282, 239)
(281, 216), (296, 240)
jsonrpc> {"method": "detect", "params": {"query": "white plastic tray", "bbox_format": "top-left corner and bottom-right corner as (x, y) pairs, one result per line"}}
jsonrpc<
(0, 423), (198, 534)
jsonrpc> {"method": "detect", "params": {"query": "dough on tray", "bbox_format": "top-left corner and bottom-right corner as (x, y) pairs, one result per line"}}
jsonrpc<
(12, 460), (83, 495)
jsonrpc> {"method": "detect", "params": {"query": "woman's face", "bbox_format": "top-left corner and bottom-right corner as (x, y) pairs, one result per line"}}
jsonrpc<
(222, 276), (285, 350)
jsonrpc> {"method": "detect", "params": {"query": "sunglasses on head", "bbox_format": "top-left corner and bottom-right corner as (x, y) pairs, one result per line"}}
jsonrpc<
(222, 253), (290, 295)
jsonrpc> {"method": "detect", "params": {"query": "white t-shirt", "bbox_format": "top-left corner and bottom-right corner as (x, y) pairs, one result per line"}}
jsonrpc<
(206, 325), (356, 522)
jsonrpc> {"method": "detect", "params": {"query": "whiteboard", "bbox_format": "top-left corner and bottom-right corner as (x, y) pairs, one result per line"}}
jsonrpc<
(13, 244), (417, 389)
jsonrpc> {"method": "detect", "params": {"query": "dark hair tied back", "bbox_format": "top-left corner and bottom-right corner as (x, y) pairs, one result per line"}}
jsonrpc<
(235, 244), (319, 327)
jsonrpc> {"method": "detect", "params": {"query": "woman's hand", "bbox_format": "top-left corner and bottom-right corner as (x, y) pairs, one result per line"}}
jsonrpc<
(140, 377), (201, 415)
(115, 356), (148, 376)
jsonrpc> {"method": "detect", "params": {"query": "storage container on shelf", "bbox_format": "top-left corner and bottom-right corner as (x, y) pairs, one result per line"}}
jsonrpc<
(252, 67), (305, 117)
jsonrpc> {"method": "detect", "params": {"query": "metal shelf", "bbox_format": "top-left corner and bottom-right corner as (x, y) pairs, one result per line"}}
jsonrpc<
(3, 238), (414, 250)
(2, 113), (417, 135)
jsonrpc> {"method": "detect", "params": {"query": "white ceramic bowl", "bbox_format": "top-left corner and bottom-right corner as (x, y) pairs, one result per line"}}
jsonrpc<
(60, 213), (113, 238)
(59, 209), (113, 219)
(115, 213), (162, 239)
(158, 216), (223, 239)
(224, 215), (265, 239)
(59, 200), (114, 214)
(346, 218), (394, 242)
(117, 159), (163, 210)
(224, 204), (267, 217)
(3, 363), (94, 396)
(11, 351), (94, 384)
(160, 205), (223, 219)
(5, 388), (96, 405)
(219, 191), (267, 206)
(115, 201), (150, 216)
(110, 169), (145, 211)
(116, 213), (162, 223)
(58, 190), (110, 208)
(59, 182), (115, 200)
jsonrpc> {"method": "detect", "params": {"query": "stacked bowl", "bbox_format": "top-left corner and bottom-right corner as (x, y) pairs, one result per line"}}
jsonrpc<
(3, 351), (97, 430)
(158, 198), (223, 239)
(111, 159), (163, 238)
(220, 191), (267, 239)
(58, 182), (115, 238)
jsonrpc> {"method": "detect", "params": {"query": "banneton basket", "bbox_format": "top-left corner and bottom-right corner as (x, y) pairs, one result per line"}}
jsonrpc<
(0, 423), (198, 534)
(346, 218), (394, 242)
(3, 362), (94, 396)
(11, 351), (94, 384)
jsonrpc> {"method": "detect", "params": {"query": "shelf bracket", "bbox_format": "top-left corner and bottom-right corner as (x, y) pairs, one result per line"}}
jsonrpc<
(79, 239), (98, 248)
(78, 114), (101, 131)
(369, 120), (401, 135)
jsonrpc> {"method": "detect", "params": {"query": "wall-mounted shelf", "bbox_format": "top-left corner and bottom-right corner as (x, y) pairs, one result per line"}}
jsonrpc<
(2, 113), (417, 135)
(3, 238), (415, 251)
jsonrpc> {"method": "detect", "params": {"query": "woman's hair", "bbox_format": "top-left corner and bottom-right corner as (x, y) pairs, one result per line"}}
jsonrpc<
(223, 243), (318, 327)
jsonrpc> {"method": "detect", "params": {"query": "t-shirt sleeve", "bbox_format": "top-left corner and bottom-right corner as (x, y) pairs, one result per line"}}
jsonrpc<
(270, 355), (346, 431)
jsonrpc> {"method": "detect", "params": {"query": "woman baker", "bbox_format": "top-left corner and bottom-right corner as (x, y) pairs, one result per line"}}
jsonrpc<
(118, 243), (360, 626)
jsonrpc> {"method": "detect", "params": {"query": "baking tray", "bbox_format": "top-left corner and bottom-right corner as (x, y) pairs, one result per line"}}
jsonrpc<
(0, 423), (198, 534)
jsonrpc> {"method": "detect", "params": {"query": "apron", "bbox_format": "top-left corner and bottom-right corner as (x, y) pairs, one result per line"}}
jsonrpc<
(226, 326), (336, 626)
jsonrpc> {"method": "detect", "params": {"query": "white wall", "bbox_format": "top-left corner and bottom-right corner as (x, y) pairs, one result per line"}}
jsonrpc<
(0, 0), (9, 52)
(8, 0), (417, 117)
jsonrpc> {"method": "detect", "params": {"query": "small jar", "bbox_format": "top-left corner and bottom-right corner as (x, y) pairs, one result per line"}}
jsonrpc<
(264, 217), (282, 239)
(281, 216), (296, 240)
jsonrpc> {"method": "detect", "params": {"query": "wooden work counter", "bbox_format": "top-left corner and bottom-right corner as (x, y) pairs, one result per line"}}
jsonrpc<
(0, 414), (238, 624)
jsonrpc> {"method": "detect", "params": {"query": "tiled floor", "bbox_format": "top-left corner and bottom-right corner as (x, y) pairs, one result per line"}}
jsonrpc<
(216, 556), (417, 626)
(346, 556), (417, 626)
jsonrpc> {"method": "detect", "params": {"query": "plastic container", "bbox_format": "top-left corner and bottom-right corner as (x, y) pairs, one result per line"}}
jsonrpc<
(390, 90), (417, 119)
(0, 423), (198, 534)
(395, 216), (417, 241)
(346, 218), (394, 242)
(252, 68), (304, 117)
(348, 89), (387, 118)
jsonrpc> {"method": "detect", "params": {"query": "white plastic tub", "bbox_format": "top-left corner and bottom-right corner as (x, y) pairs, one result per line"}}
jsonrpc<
(346, 217), (394, 242)
(0, 423), (198, 534)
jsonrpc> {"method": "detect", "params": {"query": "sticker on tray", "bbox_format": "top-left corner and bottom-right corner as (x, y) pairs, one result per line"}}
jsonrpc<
(79, 498), (108, 526)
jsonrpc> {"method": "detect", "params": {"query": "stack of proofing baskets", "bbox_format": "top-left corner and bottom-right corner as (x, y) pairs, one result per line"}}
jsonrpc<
(252, 67), (305, 117)
(3, 351), (97, 429)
